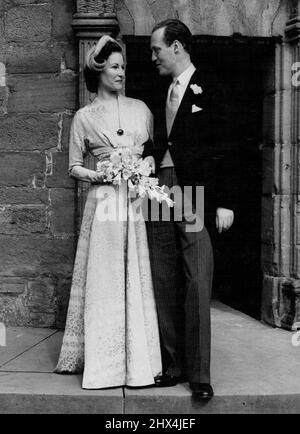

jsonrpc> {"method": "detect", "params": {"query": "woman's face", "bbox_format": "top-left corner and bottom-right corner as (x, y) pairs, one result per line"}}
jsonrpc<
(99, 52), (125, 92)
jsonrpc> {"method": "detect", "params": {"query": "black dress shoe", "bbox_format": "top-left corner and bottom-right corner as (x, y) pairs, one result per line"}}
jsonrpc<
(190, 383), (214, 400)
(154, 373), (179, 387)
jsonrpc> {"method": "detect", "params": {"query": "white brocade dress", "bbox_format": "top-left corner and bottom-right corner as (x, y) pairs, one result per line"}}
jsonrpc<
(55, 96), (162, 389)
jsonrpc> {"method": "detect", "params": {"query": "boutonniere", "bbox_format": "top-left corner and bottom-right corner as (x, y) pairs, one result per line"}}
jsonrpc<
(192, 104), (203, 113)
(190, 84), (203, 95)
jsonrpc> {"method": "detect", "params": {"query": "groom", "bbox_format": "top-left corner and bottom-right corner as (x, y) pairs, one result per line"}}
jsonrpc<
(147, 19), (234, 400)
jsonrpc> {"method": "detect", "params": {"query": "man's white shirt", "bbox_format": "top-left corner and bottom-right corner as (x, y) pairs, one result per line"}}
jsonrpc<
(161, 63), (196, 169)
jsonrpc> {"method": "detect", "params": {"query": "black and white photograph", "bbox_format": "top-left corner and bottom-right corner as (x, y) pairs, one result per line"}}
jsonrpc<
(0, 0), (299, 417)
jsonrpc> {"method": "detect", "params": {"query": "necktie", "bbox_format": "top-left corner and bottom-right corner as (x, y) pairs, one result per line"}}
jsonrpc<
(166, 79), (180, 136)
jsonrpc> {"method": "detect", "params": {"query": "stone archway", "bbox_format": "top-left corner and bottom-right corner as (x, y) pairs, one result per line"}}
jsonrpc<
(261, 1), (300, 330)
(72, 0), (300, 330)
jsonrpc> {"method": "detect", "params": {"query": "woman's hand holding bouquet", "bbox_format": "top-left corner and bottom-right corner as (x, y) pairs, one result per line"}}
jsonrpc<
(96, 145), (174, 207)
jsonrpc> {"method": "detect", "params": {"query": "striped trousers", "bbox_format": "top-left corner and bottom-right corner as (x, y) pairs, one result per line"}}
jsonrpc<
(146, 167), (213, 383)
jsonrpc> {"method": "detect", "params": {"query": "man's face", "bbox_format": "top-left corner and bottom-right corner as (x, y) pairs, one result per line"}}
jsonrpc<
(151, 27), (176, 77)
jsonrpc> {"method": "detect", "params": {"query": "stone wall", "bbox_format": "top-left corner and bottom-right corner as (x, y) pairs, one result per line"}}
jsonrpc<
(0, 0), (296, 328)
(0, 0), (77, 327)
(116, 0), (291, 37)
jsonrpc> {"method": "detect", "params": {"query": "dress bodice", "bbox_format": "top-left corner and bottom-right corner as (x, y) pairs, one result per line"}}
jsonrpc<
(69, 95), (153, 172)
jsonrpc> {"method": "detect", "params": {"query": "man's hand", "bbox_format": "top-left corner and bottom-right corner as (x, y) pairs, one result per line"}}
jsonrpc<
(216, 208), (234, 233)
(144, 156), (156, 174)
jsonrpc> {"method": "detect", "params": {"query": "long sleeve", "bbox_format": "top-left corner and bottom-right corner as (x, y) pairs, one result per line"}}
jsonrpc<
(68, 112), (87, 173)
(142, 105), (154, 159)
(68, 112), (99, 183)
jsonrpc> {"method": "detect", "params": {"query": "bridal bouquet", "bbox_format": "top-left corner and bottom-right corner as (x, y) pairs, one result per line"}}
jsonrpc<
(96, 146), (174, 207)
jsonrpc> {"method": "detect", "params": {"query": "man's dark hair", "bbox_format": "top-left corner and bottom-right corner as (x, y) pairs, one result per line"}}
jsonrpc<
(152, 19), (192, 54)
(84, 40), (123, 93)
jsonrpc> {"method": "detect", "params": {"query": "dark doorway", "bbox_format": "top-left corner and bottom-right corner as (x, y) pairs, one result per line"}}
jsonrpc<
(124, 35), (277, 320)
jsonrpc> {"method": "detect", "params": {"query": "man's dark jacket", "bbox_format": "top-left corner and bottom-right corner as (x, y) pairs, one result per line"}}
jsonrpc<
(144, 68), (234, 216)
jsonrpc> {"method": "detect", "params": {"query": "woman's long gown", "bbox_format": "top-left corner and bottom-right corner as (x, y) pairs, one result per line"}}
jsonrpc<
(55, 96), (162, 389)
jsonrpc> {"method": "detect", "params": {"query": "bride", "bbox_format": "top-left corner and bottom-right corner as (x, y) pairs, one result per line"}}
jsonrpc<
(55, 35), (162, 389)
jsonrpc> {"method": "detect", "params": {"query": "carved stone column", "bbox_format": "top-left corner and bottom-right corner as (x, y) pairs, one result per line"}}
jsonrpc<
(72, 1), (119, 225)
(261, 0), (300, 330)
(283, 0), (300, 330)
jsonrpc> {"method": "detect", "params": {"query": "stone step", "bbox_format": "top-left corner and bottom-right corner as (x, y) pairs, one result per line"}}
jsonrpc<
(0, 302), (299, 414)
(124, 386), (300, 414)
(0, 372), (123, 414)
(0, 374), (299, 414)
